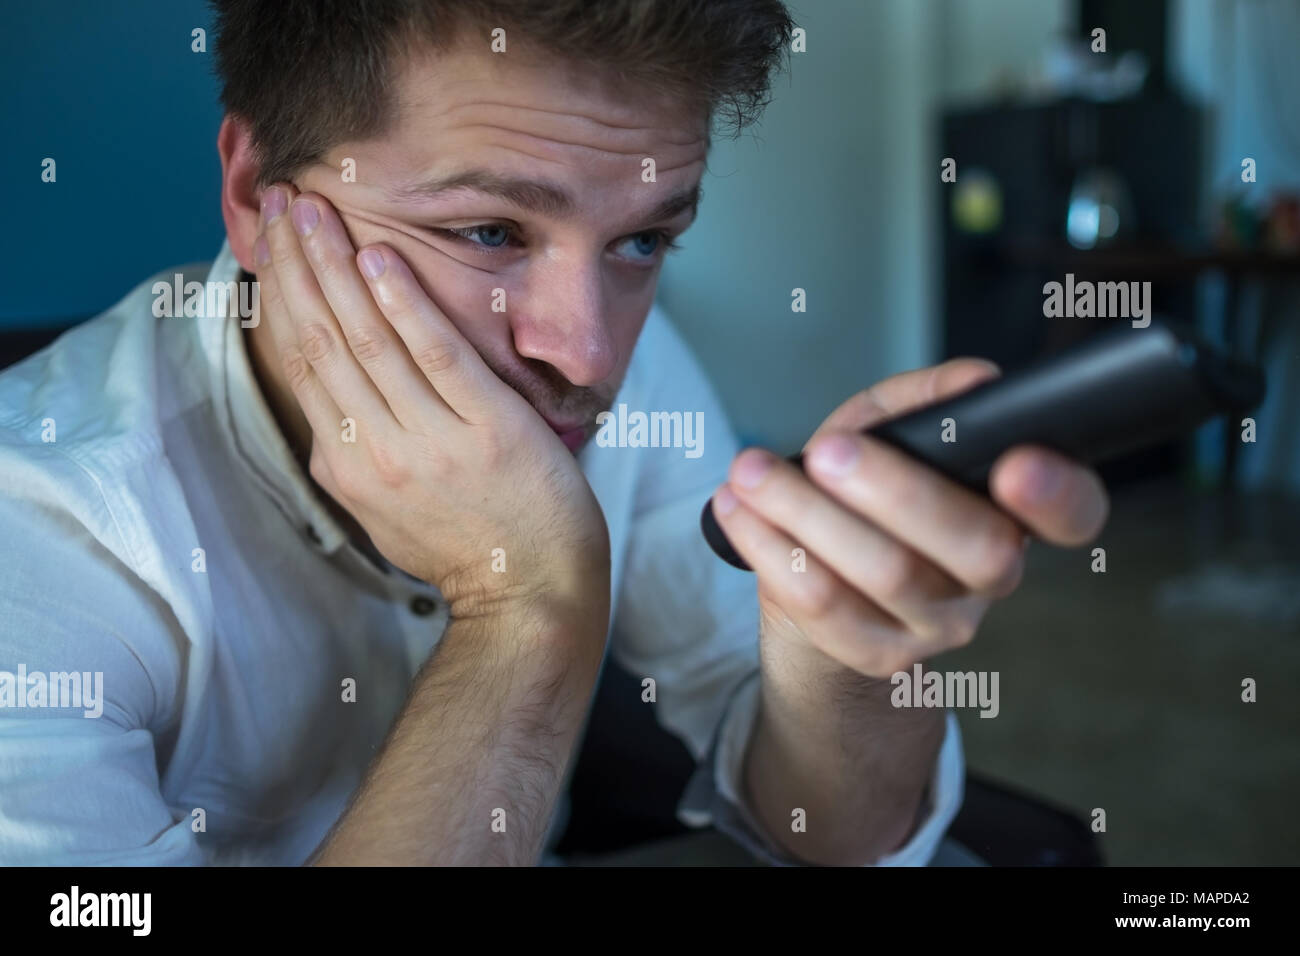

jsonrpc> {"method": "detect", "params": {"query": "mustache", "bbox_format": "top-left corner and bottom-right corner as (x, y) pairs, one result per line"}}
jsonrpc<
(488, 355), (618, 427)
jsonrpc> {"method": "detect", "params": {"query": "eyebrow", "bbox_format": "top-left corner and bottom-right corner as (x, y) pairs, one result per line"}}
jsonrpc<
(386, 169), (702, 226)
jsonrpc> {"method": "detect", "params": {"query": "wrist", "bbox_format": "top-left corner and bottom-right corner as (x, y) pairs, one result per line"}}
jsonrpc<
(448, 555), (610, 655)
(760, 610), (891, 697)
(450, 547), (608, 614)
(442, 516), (611, 621)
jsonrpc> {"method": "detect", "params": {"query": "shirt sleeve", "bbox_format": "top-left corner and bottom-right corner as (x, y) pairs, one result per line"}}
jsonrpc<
(606, 307), (966, 866)
(0, 445), (204, 865)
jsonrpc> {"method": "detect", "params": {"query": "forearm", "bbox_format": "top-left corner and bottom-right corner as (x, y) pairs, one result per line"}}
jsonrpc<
(742, 632), (945, 865)
(310, 600), (606, 866)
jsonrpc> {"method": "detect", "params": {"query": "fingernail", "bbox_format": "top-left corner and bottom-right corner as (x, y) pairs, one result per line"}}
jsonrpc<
(261, 186), (287, 222)
(808, 434), (858, 476)
(714, 485), (737, 516)
(733, 449), (773, 489)
(359, 248), (385, 279)
(291, 199), (319, 236)
(1024, 457), (1065, 503)
(253, 236), (270, 267)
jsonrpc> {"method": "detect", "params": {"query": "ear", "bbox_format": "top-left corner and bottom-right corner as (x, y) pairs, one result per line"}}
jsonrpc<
(217, 114), (263, 273)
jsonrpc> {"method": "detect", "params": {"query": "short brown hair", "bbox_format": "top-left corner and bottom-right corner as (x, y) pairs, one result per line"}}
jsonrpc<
(210, 0), (795, 188)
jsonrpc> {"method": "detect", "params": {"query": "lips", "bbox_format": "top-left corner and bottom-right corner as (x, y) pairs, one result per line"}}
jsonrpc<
(542, 416), (586, 434)
(541, 415), (587, 453)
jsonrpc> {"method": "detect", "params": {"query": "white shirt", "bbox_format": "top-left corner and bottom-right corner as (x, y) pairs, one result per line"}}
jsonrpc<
(0, 241), (962, 866)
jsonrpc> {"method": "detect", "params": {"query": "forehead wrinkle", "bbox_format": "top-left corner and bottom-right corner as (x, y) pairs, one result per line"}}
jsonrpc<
(419, 91), (708, 153)
(414, 92), (707, 144)
(448, 97), (702, 137)
(439, 122), (703, 162)
(453, 139), (706, 180)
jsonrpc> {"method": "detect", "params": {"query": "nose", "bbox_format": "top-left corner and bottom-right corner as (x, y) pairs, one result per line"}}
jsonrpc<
(509, 260), (619, 388)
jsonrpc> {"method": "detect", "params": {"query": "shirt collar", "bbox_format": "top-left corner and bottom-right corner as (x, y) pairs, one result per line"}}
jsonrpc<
(197, 239), (351, 557)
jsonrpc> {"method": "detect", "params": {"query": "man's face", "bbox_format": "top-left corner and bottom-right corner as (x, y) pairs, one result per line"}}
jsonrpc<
(287, 37), (710, 451)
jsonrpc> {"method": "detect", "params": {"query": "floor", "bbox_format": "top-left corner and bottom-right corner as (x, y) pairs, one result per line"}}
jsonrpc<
(939, 475), (1300, 865)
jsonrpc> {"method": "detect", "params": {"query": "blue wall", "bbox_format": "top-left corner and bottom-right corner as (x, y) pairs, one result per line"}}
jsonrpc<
(0, 0), (225, 327)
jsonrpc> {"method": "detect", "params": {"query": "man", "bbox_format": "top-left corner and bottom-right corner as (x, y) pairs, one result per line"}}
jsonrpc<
(0, 0), (1108, 866)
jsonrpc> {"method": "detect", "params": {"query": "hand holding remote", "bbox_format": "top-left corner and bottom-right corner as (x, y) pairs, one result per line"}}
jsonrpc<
(703, 320), (1265, 571)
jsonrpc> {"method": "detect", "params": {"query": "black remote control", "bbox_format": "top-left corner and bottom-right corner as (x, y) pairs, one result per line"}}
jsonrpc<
(701, 319), (1266, 571)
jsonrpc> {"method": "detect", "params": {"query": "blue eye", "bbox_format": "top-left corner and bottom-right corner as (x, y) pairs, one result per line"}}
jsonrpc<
(439, 224), (681, 261)
(446, 224), (512, 248)
(616, 230), (680, 261)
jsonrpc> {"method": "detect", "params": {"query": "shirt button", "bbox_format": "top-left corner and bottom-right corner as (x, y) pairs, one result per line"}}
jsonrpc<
(305, 524), (323, 545)
(409, 596), (438, 617)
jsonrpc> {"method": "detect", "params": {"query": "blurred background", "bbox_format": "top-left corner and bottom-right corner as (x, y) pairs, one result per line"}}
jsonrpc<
(1, 0), (1296, 865)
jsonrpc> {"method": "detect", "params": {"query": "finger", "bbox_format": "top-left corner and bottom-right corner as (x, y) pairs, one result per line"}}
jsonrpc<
(262, 183), (397, 444)
(804, 357), (1001, 451)
(725, 447), (994, 646)
(253, 191), (304, 368)
(801, 430), (1028, 598)
(709, 485), (917, 677)
(989, 445), (1109, 546)
(252, 223), (343, 448)
(307, 439), (342, 502)
(357, 243), (508, 423)
(287, 192), (451, 431)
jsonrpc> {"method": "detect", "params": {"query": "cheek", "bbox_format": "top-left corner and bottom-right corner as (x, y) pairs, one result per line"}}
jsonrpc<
(595, 302), (652, 387)
(608, 291), (656, 353)
(615, 310), (648, 355)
